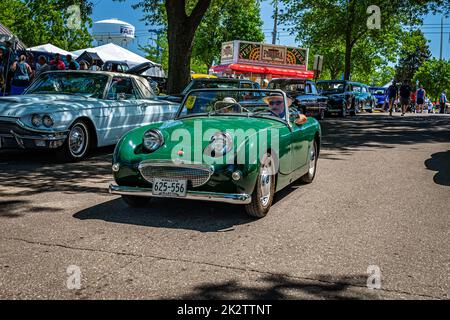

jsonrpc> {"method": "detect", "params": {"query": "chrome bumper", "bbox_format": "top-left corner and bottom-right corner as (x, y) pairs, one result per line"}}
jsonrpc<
(0, 130), (67, 149)
(109, 184), (252, 205)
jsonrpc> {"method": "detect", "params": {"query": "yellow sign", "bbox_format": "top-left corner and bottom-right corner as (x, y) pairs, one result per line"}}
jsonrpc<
(186, 95), (197, 110)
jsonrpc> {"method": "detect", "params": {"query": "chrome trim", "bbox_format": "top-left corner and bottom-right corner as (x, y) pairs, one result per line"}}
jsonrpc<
(138, 160), (215, 188)
(9, 130), (67, 141)
(109, 184), (252, 205)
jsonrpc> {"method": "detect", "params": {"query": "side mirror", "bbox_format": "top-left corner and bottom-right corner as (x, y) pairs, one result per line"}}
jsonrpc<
(116, 93), (126, 100)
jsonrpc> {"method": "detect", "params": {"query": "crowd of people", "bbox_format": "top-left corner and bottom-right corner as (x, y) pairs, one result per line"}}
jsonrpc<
(385, 80), (448, 116)
(1, 41), (98, 96)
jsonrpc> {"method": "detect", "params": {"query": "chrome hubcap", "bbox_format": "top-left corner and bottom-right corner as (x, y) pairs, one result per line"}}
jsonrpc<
(69, 125), (86, 156)
(308, 144), (316, 175)
(259, 155), (273, 207)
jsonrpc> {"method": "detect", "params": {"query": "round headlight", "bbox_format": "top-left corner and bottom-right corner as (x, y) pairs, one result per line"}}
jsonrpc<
(143, 129), (164, 152)
(42, 115), (54, 128)
(206, 132), (233, 158)
(31, 114), (42, 127)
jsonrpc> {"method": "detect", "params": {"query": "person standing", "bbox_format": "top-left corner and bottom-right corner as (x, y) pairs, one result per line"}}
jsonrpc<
(79, 60), (89, 70)
(66, 54), (79, 70)
(35, 55), (50, 77)
(49, 53), (66, 70)
(10, 55), (32, 95)
(387, 81), (398, 116)
(416, 85), (426, 113)
(399, 80), (412, 116)
(440, 90), (447, 114)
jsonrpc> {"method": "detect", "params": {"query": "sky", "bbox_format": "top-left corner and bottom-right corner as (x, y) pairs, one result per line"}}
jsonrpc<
(91, 0), (450, 61)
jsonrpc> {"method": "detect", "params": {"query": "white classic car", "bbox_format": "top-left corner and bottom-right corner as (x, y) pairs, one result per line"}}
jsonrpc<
(0, 68), (179, 161)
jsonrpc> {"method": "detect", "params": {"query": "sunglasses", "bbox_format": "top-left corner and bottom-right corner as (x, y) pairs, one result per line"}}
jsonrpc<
(269, 100), (284, 106)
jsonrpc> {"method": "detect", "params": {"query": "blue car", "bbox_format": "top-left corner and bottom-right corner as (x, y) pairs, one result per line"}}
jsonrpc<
(369, 87), (387, 108)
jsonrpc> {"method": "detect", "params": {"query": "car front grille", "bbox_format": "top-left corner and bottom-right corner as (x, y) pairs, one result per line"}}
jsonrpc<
(138, 162), (214, 188)
(0, 119), (31, 136)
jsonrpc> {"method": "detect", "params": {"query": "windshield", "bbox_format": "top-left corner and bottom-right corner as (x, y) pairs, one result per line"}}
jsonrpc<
(370, 88), (386, 95)
(317, 82), (346, 94)
(268, 80), (306, 93)
(177, 89), (288, 121)
(182, 80), (240, 95)
(26, 72), (109, 98)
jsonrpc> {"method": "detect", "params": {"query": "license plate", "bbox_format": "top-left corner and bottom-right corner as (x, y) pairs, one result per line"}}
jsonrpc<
(152, 178), (187, 198)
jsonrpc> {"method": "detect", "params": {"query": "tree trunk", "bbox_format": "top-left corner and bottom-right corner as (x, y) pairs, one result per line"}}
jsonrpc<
(165, 0), (212, 94)
(167, 24), (195, 94)
(344, 0), (355, 81)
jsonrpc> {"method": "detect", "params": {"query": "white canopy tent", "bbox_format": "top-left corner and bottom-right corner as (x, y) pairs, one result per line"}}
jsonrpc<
(28, 43), (77, 57)
(72, 43), (165, 78)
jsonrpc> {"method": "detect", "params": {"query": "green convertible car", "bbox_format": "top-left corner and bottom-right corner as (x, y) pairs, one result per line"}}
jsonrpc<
(109, 89), (322, 218)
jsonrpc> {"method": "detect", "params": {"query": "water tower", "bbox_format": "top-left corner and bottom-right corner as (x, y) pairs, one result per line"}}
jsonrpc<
(92, 18), (135, 47)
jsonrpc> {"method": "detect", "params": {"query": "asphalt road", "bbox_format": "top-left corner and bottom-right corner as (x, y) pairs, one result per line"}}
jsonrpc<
(0, 113), (449, 300)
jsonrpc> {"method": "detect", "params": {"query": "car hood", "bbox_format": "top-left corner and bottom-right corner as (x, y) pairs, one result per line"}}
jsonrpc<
(116, 115), (287, 163)
(0, 94), (99, 117)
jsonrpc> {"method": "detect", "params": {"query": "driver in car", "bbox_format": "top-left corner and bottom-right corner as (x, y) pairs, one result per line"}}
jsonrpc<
(263, 95), (287, 118)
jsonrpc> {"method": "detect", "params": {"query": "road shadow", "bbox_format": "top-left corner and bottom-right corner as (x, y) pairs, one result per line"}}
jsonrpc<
(0, 147), (114, 196)
(0, 199), (64, 218)
(321, 114), (450, 153)
(177, 273), (375, 300)
(424, 150), (450, 187)
(73, 197), (254, 233)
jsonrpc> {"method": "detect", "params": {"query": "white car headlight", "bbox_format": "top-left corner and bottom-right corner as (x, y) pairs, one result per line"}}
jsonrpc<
(31, 114), (42, 127)
(206, 132), (233, 158)
(143, 129), (164, 152)
(42, 115), (54, 128)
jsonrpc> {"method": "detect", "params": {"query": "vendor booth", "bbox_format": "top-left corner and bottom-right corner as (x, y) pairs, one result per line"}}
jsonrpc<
(72, 43), (165, 78)
(28, 43), (76, 57)
(211, 41), (315, 84)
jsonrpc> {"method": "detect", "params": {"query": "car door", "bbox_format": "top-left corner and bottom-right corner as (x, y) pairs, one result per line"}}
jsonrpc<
(132, 77), (179, 125)
(98, 76), (142, 144)
(289, 109), (310, 171)
(312, 82), (327, 111)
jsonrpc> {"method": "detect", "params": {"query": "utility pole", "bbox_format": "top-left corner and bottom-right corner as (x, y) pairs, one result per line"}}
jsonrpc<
(440, 16), (444, 60)
(272, 0), (278, 45)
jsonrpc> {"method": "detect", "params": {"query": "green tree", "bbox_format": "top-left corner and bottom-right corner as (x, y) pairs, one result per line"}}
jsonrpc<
(192, 0), (264, 69)
(129, 0), (264, 93)
(395, 30), (431, 83)
(414, 59), (450, 102)
(0, 0), (93, 50)
(280, 0), (450, 80)
(129, 0), (212, 94)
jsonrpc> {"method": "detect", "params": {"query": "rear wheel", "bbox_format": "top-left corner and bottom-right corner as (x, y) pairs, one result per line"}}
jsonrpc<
(300, 140), (318, 184)
(121, 195), (152, 208)
(245, 153), (276, 218)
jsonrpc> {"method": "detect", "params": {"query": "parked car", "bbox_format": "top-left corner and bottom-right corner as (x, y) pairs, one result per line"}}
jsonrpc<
(0, 69), (179, 161)
(267, 78), (328, 120)
(159, 78), (261, 103)
(101, 60), (130, 73)
(110, 88), (321, 218)
(317, 80), (375, 116)
(353, 84), (376, 112)
(369, 86), (387, 109)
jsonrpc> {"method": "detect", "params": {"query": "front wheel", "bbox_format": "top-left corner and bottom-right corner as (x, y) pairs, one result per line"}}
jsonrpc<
(300, 140), (318, 184)
(56, 120), (91, 162)
(121, 195), (152, 208)
(245, 153), (276, 218)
